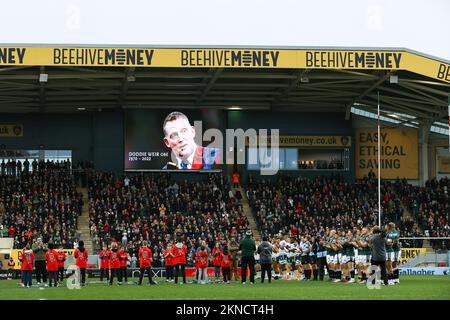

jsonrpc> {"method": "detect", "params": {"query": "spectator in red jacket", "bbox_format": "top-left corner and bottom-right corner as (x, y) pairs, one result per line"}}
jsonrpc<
(120, 247), (129, 283)
(172, 239), (187, 284)
(232, 172), (240, 188)
(108, 242), (121, 285)
(45, 243), (59, 287)
(221, 246), (232, 284)
(8, 226), (15, 238)
(196, 244), (209, 284)
(138, 241), (156, 285)
(163, 243), (174, 282)
(20, 244), (34, 288)
(212, 242), (223, 282)
(74, 240), (88, 286)
(98, 244), (110, 282)
(56, 245), (66, 283)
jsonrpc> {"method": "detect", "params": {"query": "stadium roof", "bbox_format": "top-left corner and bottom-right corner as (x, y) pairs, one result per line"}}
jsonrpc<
(0, 45), (449, 133)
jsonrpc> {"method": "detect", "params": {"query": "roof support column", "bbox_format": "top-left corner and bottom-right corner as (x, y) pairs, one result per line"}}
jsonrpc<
(418, 119), (432, 187)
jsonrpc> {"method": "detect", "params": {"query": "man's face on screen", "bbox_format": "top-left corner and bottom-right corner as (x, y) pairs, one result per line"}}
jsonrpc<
(163, 117), (196, 160)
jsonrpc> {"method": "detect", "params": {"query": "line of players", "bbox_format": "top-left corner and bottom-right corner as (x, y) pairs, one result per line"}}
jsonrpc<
(18, 223), (401, 287)
(256, 223), (401, 285)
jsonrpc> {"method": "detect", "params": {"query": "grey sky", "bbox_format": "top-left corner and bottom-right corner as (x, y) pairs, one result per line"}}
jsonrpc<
(1, 0), (449, 60)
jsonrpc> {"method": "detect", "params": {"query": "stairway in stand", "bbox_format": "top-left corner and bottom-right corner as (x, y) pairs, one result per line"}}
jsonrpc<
(76, 187), (93, 254)
(232, 186), (261, 241)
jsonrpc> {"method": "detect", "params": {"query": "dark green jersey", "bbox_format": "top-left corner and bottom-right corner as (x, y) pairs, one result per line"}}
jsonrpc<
(359, 235), (370, 255)
(344, 237), (355, 256)
(277, 250), (288, 264)
(337, 236), (346, 253)
(326, 237), (336, 255)
(287, 252), (296, 264)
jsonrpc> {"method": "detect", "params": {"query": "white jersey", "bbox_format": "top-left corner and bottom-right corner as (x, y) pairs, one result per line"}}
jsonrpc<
(300, 241), (311, 256)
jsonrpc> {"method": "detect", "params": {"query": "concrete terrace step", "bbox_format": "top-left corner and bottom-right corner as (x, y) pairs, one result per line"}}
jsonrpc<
(232, 186), (261, 241)
(76, 187), (94, 253)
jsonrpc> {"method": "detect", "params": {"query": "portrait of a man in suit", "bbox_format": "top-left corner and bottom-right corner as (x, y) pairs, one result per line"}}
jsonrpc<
(162, 111), (219, 170)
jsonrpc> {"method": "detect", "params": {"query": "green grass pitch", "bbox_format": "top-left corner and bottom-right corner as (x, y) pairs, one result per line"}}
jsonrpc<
(0, 276), (449, 300)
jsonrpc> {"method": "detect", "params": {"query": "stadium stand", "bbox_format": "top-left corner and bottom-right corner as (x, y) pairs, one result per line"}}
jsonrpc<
(0, 167), (447, 260)
(396, 177), (450, 250)
(0, 165), (83, 249)
(246, 173), (429, 248)
(87, 172), (249, 265)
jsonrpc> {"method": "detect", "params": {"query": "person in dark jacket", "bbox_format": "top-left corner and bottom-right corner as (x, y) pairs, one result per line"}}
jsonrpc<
(368, 226), (389, 286)
(32, 237), (48, 286)
(257, 236), (273, 283)
(239, 230), (256, 284)
(316, 237), (328, 281)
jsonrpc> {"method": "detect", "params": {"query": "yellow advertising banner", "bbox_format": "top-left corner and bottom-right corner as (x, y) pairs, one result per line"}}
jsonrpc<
(400, 248), (427, 265)
(11, 249), (75, 270)
(438, 156), (450, 173)
(355, 128), (418, 179)
(247, 135), (352, 147)
(0, 124), (23, 137)
(0, 46), (448, 83)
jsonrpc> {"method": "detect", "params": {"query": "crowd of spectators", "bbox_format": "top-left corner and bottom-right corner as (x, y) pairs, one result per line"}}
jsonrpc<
(1, 158), (72, 176)
(0, 166), (83, 249)
(396, 177), (449, 251)
(1, 160), (448, 259)
(88, 172), (249, 267)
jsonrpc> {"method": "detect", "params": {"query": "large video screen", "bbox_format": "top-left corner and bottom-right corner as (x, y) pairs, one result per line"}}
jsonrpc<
(125, 109), (224, 171)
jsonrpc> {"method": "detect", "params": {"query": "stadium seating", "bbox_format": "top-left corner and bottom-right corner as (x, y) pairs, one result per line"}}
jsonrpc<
(396, 177), (450, 250)
(1, 165), (447, 254)
(246, 173), (429, 248)
(0, 167), (83, 249)
(87, 172), (249, 265)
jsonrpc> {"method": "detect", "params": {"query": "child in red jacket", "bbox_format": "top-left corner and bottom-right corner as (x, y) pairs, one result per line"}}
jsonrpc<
(120, 247), (129, 283)
(98, 244), (110, 282)
(108, 242), (121, 285)
(56, 245), (66, 284)
(163, 243), (174, 282)
(221, 246), (232, 284)
(138, 241), (156, 285)
(20, 244), (35, 288)
(196, 244), (209, 284)
(74, 241), (88, 286)
(212, 242), (223, 283)
(45, 243), (59, 287)
(172, 240), (187, 284)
